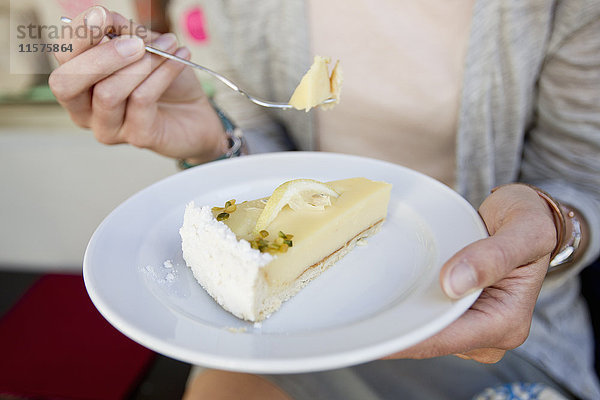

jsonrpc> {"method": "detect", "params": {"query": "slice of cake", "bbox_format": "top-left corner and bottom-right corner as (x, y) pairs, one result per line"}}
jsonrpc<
(288, 56), (343, 112)
(180, 178), (391, 322)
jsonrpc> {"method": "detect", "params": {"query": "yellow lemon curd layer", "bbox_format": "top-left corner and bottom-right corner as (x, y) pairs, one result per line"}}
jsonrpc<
(288, 56), (342, 111)
(217, 178), (391, 286)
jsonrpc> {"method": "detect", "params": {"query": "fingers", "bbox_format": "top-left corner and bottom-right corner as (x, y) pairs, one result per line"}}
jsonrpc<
(129, 46), (190, 107)
(49, 35), (145, 127)
(109, 11), (160, 43)
(91, 33), (179, 144)
(50, 6), (114, 127)
(455, 348), (506, 364)
(387, 258), (549, 361)
(52, 36), (145, 97)
(50, 6), (162, 128)
(55, 7), (158, 65)
(55, 6), (113, 64)
(120, 47), (192, 149)
(440, 184), (556, 298)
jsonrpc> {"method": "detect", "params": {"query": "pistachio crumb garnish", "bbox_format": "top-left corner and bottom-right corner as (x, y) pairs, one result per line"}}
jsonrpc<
(216, 212), (230, 221)
(250, 230), (294, 254)
(213, 199), (237, 219)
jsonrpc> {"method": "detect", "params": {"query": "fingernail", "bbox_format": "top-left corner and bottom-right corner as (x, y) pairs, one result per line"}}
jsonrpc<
(115, 36), (144, 57)
(85, 6), (106, 28)
(444, 261), (478, 298)
(152, 33), (177, 51)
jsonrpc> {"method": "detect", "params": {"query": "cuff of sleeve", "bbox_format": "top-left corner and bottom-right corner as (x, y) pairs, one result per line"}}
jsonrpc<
(531, 181), (600, 291)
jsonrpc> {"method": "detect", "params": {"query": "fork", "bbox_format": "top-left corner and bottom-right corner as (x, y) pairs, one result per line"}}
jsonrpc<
(60, 16), (334, 110)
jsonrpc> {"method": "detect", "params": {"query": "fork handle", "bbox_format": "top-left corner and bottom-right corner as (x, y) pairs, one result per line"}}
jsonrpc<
(60, 16), (298, 109)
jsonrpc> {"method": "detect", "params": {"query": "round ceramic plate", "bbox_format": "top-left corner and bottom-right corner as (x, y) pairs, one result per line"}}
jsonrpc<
(83, 152), (488, 373)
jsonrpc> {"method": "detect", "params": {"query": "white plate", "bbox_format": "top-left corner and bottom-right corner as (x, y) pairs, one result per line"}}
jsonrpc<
(83, 152), (487, 373)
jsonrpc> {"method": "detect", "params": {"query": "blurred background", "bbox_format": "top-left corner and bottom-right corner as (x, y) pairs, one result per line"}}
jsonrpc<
(0, 1), (194, 399)
(1, 0), (176, 273)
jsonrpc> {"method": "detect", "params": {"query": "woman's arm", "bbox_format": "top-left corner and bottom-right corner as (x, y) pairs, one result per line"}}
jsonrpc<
(387, 10), (600, 364)
(520, 15), (600, 286)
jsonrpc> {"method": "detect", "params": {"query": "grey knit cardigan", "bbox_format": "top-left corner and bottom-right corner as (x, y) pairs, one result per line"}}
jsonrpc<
(171, 0), (600, 397)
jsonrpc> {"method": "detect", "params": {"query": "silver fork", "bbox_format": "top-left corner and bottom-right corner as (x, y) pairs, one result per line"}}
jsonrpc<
(61, 16), (334, 110)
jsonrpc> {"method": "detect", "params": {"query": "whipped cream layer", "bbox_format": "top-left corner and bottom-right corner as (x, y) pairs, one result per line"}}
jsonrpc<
(180, 202), (273, 321)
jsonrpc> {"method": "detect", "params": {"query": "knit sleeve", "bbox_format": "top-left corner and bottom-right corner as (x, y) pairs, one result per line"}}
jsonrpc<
(520, 15), (600, 289)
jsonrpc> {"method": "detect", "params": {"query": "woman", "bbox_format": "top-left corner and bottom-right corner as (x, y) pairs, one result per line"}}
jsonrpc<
(49, 1), (600, 398)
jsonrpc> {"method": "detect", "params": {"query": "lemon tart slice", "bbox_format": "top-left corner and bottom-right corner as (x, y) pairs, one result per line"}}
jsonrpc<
(180, 178), (391, 321)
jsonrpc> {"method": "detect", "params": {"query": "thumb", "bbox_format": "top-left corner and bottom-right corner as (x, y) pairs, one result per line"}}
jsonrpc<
(440, 185), (556, 298)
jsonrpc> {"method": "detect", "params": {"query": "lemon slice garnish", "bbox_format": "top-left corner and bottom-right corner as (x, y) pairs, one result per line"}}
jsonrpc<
(254, 179), (339, 235)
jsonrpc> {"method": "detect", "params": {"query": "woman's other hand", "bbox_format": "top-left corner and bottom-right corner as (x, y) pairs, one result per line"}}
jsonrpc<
(386, 184), (556, 363)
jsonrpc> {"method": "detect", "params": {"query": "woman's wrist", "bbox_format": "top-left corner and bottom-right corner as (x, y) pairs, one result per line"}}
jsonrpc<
(180, 99), (231, 166)
(179, 98), (247, 168)
(491, 183), (589, 272)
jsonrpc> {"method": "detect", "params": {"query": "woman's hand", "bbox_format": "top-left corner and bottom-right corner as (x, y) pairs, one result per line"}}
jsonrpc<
(49, 6), (227, 163)
(386, 183), (557, 363)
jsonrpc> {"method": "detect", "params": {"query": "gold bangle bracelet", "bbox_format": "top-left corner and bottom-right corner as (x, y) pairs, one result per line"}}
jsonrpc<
(527, 186), (566, 260)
